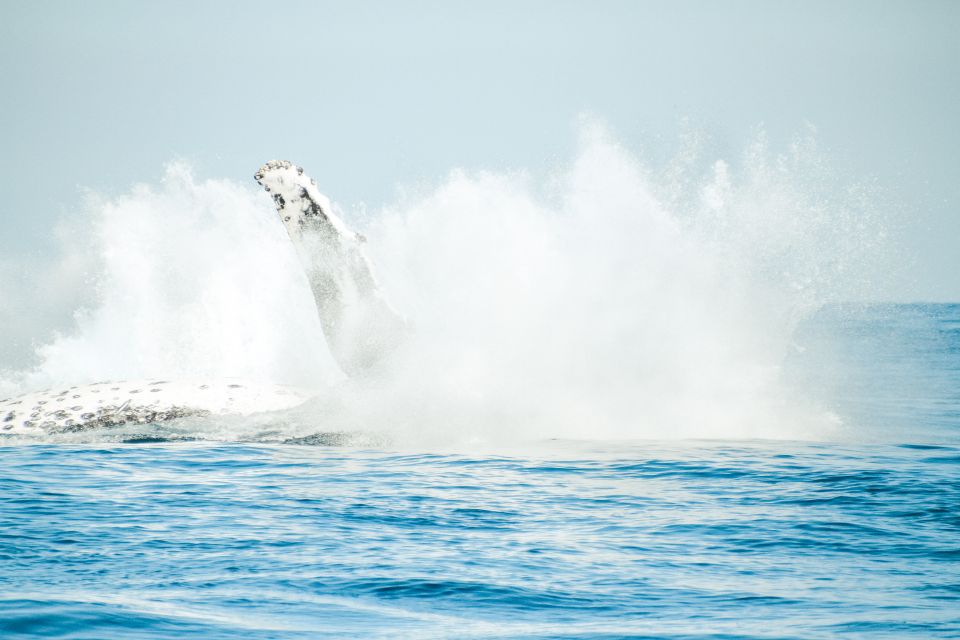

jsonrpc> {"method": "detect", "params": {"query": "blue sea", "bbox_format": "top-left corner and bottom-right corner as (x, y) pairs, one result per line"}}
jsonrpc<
(2, 304), (959, 639)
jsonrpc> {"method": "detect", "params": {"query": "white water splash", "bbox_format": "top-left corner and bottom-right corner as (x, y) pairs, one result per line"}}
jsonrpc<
(0, 123), (889, 443)
(1, 165), (336, 396)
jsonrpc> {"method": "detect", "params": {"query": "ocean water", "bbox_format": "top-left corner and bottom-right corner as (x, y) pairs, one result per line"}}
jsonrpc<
(1, 133), (958, 637)
(1, 304), (958, 639)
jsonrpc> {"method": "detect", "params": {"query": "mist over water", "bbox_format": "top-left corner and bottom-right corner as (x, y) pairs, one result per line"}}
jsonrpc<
(0, 124), (890, 444)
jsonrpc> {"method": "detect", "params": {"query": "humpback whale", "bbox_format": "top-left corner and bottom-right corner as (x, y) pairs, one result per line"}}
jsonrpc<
(1, 161), (405, 437)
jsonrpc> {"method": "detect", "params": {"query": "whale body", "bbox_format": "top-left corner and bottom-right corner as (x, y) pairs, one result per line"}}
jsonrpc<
(1, 379), (313, 436)
(1, 161), (405, 437)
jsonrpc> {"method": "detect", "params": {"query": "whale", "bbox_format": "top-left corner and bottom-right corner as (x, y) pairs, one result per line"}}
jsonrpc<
(1, 161), (405, 437)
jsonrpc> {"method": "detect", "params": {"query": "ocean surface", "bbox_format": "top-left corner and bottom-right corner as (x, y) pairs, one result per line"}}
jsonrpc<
(2, 303), (959, 639)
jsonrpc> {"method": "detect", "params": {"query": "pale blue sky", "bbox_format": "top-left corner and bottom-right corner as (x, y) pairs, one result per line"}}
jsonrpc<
(2, 0), (958, 300)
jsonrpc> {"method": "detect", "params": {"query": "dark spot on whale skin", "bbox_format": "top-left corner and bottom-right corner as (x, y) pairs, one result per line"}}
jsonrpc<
(111, 387), (120, 391)
(38, 400), (47, 405)
(228, 384), (243, 389)
(150, 381), (170, 386)
(56, 397), (65, 402)
(3, 412), (14, 423)
(150, 389), (162, 393)
(130, 389), (141, 394)
(2, 424), (11, 430)
(70, 406), (83, 411)
(40, 421), (56, 430)
(199, 385), (209, 390)
(91, 390), (100, 394)
(72, 395), (80, 399)
(23, 421), (36, 429)
(81, 413), (96, 420)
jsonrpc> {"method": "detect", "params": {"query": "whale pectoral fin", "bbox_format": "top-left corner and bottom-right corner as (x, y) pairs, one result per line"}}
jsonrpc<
(255, 160), (406, 376)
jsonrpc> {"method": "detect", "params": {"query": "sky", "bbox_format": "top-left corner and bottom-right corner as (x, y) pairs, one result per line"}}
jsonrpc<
(2, 0), (958, 301)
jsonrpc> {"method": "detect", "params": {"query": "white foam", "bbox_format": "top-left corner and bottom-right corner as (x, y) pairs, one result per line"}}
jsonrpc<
(3, 163), (337, 397)
(0, 124), (889, 445)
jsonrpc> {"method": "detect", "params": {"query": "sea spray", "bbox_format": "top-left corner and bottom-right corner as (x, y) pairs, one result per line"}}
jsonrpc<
(0, 124), (889, 443)
(353, 124), (888, 443)
(2, 165), (336, 395)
